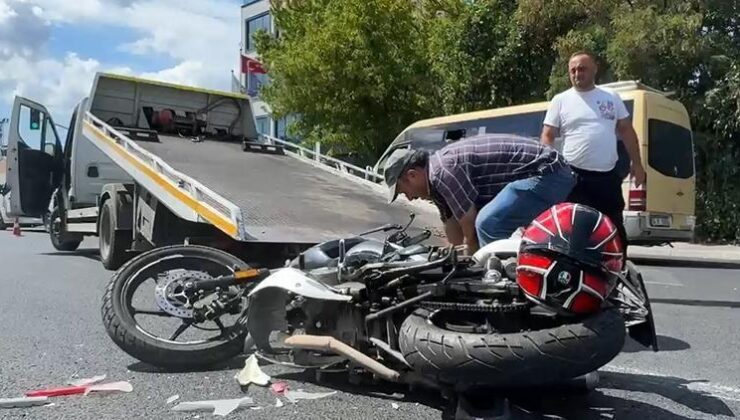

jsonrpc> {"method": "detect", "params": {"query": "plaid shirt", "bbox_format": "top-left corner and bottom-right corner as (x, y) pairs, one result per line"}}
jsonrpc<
(428, 134), (567, 221)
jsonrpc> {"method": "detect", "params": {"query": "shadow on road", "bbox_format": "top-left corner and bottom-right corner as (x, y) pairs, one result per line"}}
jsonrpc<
(482, 369), (737, 420)
(651, 298), (740, 309)
(272, 366), (735, 419)
(599, 370), (735, 418)
(622, 335), (690, 353)
(127, 355), (248, 374)
(38, 248), (101, 262)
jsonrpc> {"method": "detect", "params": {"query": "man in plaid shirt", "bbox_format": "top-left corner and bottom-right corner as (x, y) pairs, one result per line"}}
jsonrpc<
(383, 133), (575, 253)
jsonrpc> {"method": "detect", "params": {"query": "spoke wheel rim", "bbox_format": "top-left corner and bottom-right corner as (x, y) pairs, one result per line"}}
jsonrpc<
(120, 254), (249, 346)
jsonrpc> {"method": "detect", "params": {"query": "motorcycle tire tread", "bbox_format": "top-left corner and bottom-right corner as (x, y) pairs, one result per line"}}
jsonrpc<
(101, 245), (249, 370)
(399, 308), (625, 388)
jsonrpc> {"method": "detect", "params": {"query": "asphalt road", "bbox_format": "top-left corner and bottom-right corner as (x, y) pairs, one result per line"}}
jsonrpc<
(0, 229), (738, 419)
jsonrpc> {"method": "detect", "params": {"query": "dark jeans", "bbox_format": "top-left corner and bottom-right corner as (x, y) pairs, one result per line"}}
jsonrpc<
(475, 165), (575, 245)
(567, 166), (629, 258)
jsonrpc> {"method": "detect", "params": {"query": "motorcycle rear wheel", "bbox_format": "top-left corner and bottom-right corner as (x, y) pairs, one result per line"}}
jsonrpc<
(399, 307), (625, 389)
(101, 245), (251, 370)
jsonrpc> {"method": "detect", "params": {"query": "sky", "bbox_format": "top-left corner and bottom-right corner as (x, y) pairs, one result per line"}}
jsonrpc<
(0, 0), (243, 131)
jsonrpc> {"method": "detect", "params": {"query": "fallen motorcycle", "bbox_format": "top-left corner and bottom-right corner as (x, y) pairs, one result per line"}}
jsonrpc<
(102, 203), (657, 395)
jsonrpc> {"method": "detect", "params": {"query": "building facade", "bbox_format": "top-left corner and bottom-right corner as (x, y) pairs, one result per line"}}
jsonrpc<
(240, 0), (296, 140)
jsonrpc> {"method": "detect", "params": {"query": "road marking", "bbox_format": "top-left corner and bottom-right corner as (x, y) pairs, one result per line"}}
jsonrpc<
(602, 365), (740, 402)
(644, 280), (684, 287)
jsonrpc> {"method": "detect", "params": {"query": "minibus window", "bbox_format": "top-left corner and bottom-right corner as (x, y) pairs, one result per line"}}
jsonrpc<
(482, 111), (546, 139)
(648, 119), (694, 179)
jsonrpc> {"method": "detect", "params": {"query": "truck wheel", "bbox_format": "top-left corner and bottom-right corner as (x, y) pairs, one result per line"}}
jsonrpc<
(0, 212), (6, 230)
(49, 208), (83, 251)
(99, 199), (132, 270)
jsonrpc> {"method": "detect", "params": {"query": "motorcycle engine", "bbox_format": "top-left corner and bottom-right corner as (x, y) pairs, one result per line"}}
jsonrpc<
(287, 295), (366, 360)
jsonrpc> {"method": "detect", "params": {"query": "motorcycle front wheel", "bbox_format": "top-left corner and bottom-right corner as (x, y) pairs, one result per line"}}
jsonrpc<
(101, 245), (252, 370)
(399, 307), (625, 389)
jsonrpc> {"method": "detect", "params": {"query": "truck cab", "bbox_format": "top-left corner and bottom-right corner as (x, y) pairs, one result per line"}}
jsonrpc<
(4, 95), (131, 250)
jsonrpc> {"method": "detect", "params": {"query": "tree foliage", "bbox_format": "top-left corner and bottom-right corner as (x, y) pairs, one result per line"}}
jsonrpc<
(257, 0), (740, 242)
(255, 0), (436, 161)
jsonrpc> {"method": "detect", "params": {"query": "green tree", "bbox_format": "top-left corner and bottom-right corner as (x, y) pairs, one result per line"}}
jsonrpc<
(693, 64), (740, 241)
(255, 0), (437, 164)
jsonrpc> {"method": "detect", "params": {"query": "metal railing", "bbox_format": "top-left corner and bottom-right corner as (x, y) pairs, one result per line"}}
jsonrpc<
(260, 134), (384, 183)
(84, 112), (243, 235)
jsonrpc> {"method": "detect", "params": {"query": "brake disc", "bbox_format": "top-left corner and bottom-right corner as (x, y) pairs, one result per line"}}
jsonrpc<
(154, 270), (212, 318)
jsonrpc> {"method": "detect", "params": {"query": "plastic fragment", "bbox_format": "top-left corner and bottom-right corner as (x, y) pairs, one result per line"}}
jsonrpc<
(234, 355), (270, 387)
(84, 381), (134, 396)
(26, 385), (87, 397)
(0, 397), (49, 408)
(166, 395), (180, 404)
(270, 381), (289, 396)
(171, 397), (254, 416)
(275, 398), (284, 408)
(25, 380), (132, 398)
(392, 403), (400, 410)
(68, 374), (107, 387)
(284, 390), (337, 403)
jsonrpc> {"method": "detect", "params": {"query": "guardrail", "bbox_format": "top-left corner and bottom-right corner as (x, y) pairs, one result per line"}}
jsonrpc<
(84, 112), (243, 236)
(260, 134), (384, 183)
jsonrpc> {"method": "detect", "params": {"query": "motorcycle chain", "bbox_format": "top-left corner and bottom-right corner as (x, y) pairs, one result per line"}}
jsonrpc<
(420, 300), (530, 313)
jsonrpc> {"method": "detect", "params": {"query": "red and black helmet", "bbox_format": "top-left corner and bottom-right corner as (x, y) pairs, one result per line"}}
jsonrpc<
(515, 203), (624, 315)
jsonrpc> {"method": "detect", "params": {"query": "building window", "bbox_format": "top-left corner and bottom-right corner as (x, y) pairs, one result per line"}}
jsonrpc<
(274, 115), (299, 141)
(245, 13), (271, 52)
(255, 116), (271, 135)
(275, 117), (287, 139)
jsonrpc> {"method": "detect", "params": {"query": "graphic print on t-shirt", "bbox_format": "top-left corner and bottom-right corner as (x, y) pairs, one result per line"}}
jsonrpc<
(597, 100), (615, 120)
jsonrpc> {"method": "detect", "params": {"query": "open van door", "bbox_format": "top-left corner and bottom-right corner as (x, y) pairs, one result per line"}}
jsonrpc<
(5, 96), (63, 217)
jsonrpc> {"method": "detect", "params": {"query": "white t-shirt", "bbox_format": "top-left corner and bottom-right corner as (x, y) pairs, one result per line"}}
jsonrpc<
(543, 86), (629, 172)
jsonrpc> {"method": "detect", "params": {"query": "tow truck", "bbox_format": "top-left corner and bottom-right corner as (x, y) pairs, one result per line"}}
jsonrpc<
(4, 73), (439, 270)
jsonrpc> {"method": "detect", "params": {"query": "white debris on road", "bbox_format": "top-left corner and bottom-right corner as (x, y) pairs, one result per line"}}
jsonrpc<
(0, 396), (49, 409)
(234, 355), (270, 387)
(68, 374), (107, 387)
(284, 390), (337, 403)
(171, 397), (255, 416)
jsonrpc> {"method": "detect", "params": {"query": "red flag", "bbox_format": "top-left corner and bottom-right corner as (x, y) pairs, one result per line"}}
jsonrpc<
(241, 55), (266, 74)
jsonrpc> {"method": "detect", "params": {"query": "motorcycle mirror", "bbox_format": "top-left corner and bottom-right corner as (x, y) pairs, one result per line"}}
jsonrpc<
(338, 238), (346, 264)
(401, 213), (416, 232)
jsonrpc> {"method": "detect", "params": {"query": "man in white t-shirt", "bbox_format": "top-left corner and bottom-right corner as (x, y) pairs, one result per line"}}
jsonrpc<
(541, 51), (646, 255)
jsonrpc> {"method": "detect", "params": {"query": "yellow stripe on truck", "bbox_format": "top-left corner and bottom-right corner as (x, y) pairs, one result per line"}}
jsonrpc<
(83, 121), (239, 238)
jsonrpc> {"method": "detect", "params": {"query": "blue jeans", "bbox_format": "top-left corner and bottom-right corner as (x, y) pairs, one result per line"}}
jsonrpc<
(476, 166), (575, 246)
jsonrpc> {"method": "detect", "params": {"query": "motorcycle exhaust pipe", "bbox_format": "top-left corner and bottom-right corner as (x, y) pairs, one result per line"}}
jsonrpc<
(284, 335), (401, 382)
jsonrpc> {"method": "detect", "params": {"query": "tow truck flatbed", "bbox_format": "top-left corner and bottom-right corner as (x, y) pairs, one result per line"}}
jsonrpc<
(136, 134), (439, 243)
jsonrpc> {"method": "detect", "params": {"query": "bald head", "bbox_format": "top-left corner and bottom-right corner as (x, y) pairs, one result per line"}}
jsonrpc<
(568, 52), (597, 91)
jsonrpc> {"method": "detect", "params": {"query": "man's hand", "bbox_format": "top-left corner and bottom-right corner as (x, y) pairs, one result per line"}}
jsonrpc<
(631, 162), (646, 188)
(444, 218), (464, 246)
(458, 207), (480, 255)
(616, 118), (645, 187)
